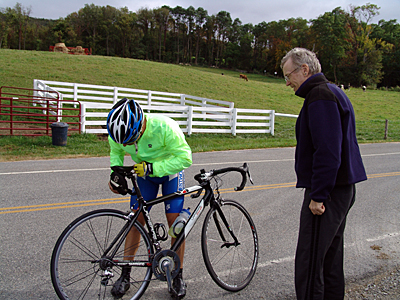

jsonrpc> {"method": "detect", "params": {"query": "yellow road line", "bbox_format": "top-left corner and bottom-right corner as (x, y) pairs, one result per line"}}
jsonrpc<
(1, 172), (398, 214)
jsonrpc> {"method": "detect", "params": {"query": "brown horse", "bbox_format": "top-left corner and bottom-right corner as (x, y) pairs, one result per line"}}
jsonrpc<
(240, 74), (248, 81)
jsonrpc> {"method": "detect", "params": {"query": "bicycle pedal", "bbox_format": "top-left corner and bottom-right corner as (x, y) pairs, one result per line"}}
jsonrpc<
(100, 278), (109, 286)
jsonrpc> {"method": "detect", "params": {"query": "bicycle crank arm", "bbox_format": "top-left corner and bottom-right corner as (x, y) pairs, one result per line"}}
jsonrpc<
(161, 259), (175, 295)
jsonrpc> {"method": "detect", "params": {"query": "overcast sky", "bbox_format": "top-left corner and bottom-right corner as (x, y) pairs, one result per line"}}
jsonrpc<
(1, 0), (398, 24)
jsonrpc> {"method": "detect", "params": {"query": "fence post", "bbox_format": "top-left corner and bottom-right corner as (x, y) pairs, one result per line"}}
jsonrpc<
(180, 94), (185, 105)
(384, 119), (388, 139)
(113, 87), (118, 104)
(73, 83), (78, 101)
(187, 106), (193, 136)
(232, 108), (237, 136)
(147, 91), (152, 106)
(73, 83), (78, 109)
(10, 98), (13, 135)
(202, 99), (206, 120)
(47, 98), (51, 135)
(270, 110), (275, 136)
(33, 79), (38, 99)
(80, 103), (86, 133)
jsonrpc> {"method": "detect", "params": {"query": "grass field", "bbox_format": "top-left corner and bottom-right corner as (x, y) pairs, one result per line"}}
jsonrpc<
(1, 49), (399, 162)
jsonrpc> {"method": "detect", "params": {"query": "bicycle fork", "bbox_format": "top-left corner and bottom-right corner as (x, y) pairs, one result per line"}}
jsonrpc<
(213, 200), (240, 248)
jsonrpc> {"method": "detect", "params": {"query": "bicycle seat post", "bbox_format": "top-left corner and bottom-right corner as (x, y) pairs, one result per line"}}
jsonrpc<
(130, 174), (144, 201)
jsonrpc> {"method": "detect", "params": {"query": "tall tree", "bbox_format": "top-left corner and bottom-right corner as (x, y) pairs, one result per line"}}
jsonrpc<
(80, 4), (102, 54)
(137, 7), (154, 60)
(310, 8), (348, 84)
(215, 11), (232, 67)
(100, 5), (120, 56)
(154, 7), (170, 61)
(10, 3), (31, 50)
(192, 7), (207, 65)
(170, 6), (186, 64)
(0, 9), (12, 48)
(371, 19), (400, 87)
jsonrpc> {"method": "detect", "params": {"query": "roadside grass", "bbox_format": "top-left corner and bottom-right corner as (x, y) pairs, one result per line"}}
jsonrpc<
(0, 49), (399, 162)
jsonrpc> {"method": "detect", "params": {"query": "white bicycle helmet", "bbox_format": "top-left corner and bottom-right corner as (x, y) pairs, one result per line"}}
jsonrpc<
(107, 98), (144, 144)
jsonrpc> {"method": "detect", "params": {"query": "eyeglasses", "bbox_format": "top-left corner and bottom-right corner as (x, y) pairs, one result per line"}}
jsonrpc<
(284, 66), (301, 82)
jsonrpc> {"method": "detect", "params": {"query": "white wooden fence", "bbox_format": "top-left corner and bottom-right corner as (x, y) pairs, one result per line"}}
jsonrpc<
(33, 79), (275, 136)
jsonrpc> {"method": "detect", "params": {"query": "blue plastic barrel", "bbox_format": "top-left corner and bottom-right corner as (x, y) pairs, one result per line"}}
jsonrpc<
(51, 122), (69, 146)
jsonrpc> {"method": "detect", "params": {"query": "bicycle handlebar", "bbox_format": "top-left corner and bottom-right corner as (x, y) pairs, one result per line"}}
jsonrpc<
(194, 162), (253, 191)
(111, 162), (253, 194)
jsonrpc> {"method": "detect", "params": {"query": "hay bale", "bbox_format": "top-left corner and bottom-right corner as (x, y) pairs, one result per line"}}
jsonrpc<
(54, 43), (69, 53)
(75, 46), (85, 55)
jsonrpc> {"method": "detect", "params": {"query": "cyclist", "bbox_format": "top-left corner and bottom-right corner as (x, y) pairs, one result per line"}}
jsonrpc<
(107, 98), (192, 299)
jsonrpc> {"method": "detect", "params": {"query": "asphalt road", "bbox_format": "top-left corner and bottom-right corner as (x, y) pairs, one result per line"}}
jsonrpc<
(0, 143), (399, 299)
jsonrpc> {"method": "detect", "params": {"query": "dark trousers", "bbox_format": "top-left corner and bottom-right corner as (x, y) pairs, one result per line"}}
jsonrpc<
(295, 184), (356, 300)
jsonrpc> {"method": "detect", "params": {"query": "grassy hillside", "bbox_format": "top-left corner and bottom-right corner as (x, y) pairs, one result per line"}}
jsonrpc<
(0, 49), (399, 161)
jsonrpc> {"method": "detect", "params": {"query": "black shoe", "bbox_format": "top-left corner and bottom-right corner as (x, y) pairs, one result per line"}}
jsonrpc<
(172, 276), (187, 299)
(111, 272), (130, 298)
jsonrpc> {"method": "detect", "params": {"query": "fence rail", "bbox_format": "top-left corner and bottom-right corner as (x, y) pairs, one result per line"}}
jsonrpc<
(81, 102), (274, 136)
(33, 79), (234, 109)
(33, 80), (278, 136)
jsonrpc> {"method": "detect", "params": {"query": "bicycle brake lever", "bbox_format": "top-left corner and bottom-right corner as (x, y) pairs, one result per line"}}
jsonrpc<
(242, 163), (254, 185)
(247, 169), (254, 185)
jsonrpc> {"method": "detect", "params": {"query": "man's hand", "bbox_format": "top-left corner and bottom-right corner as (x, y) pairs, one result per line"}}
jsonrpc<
(133, 162), (153, 177)
(309, 200), (325, 215)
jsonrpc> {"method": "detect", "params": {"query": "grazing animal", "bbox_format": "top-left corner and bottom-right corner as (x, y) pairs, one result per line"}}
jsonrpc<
(344, 83), (351, 90)
(240, 74), (248, 81)
(362, 85), (367, 92)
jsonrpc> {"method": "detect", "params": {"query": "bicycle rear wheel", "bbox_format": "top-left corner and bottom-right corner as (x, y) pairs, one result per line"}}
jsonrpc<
(51, 209), (153, 300)
(201, 199), (258, 291)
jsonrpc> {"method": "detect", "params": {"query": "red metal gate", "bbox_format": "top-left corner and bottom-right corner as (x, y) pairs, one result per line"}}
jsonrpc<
(0, 86), (81, 136)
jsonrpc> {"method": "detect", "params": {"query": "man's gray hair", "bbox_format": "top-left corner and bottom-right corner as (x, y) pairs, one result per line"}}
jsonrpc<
(280, 48), (321, 75)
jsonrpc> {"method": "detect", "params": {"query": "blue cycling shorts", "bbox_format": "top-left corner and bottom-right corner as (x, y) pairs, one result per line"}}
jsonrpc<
(130, 171), (185, 213)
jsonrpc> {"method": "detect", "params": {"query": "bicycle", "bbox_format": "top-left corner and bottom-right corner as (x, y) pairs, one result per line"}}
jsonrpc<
(50, 162), (259, 300)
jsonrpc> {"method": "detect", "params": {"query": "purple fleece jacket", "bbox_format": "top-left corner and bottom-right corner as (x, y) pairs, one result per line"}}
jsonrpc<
(294, 73), (367, 201)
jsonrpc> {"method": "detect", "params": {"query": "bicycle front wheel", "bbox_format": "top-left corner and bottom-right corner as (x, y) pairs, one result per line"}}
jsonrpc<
(51, 209), (153, 300)
(201, 199), (258, 291)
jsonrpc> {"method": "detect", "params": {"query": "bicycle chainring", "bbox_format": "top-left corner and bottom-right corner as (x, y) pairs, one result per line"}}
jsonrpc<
(152, 250), (180, 281)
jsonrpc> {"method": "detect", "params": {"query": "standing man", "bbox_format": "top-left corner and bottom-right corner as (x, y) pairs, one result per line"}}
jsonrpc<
(280, 48), (367, 300)
(107, 98), (192, 299)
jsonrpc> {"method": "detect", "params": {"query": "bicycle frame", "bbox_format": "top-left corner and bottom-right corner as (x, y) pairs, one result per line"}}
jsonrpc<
(103, 166), (243, 267)
(102, 163), (252, 270)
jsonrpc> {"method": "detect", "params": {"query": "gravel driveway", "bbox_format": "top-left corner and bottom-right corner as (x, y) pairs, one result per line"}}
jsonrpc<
(345, 265), (399, 299)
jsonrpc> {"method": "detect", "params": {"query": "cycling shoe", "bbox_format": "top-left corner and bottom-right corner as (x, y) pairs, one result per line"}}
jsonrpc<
(111, 272), (130, 298)
(171, 276), (187, 299)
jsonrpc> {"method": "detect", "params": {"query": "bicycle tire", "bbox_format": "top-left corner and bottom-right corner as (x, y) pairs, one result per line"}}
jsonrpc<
(201, 199), (258, 291)
(51, 209), (153, 300)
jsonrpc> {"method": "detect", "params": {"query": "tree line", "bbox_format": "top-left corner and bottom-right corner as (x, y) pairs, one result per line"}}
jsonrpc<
(1, 2), (400, 88)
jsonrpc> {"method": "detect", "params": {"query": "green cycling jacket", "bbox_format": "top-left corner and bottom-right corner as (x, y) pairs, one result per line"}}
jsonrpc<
(109, 114), (192, 177)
